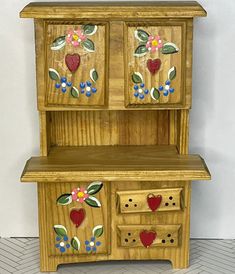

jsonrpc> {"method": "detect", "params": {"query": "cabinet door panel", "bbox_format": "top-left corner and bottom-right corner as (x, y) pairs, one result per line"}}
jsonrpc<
(46, 22), (107, 107)
(125, 22), (185, 108)
(45, 182), (109, 256)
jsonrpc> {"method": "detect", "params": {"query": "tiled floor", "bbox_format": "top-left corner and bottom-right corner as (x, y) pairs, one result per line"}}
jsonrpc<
(0, 239), (234, 274)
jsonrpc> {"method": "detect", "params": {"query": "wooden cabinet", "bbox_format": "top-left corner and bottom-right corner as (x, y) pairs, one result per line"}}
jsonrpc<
(20, 1), (210, 272)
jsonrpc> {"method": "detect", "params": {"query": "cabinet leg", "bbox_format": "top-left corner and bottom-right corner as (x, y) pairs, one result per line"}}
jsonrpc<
(170, 257), (189, 269)
(40, 257), (58, 272)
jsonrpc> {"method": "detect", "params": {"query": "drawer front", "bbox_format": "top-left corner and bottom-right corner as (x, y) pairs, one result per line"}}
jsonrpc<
(45, 181), (109, 256)
(46, 21), (107, 107)
(117, 225), (181, 248)
(125, 21), (184, 108)
(117, 188), (183, 213)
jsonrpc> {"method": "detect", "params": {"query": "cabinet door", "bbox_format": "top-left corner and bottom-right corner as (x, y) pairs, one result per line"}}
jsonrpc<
(46, 22), (107, 107)
(45, 181), (109, 256)
(125, 21), (185, 108)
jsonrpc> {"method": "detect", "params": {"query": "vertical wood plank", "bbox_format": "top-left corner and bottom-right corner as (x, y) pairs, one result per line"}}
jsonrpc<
(177, 110), (189, 154)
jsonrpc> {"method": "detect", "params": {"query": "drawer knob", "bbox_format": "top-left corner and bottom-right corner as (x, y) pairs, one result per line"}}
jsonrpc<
(147, 58), (161, 75)
(70, 208), (86, 228)
(147, 194), (162, 212)
(65, 53), (80, 73)
(139, 230), (157, 248)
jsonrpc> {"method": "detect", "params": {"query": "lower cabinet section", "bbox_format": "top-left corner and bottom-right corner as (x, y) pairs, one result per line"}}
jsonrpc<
(38, 180), (191, 271)
(117, 224), (181, 248)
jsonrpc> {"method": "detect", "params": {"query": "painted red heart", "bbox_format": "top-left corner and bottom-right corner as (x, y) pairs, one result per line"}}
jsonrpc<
(139, 230), (157, 248)
(147, 58), (161, 75)
(147, 194), (162, 212)
(65, 53), (80, 73)
(70, 208), (85, 228)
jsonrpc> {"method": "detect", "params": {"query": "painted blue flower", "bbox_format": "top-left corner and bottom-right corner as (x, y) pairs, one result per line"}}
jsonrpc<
(159, 80), (174, 96)
(79, 81), (97, 97)
(133, 83), (149, 99)
(85, 237), (101, 253)
(55, 77), (72, 93)
(55, 236), (70, 253)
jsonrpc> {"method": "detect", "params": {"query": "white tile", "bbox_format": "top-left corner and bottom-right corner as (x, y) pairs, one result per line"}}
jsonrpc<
(0, 239), (234, 274)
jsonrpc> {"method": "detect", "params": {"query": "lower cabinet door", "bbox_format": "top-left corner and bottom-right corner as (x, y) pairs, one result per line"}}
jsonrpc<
(45, 181), (109, 256)
(117, 224), (181, 248)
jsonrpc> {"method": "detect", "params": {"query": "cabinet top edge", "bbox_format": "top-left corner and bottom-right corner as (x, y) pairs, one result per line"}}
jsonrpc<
(20, 1), (207, 19)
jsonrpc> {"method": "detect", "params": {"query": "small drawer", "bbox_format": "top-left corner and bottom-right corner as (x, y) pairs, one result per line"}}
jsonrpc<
(117, 188), (183, 214)
(117, 224), (181, 248)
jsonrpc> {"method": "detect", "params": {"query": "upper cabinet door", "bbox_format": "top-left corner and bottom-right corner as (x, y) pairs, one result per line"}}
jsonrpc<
(46, 21), (107, 107)
(125, 21), (186, 108)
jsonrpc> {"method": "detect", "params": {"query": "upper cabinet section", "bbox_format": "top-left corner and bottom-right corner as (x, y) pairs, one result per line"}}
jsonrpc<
(20, 1), (206, 110)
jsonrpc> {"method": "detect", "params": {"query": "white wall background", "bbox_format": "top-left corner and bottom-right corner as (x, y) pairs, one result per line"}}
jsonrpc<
(0, 0), (234, 238)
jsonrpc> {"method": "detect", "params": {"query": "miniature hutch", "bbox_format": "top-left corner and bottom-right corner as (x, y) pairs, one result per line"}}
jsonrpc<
(20, 2), (210, 272)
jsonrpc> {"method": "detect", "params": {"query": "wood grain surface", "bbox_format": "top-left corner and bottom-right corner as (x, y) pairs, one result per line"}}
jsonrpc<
(125, 22), (183, 106)
(46, 182), (109, 256)
(117, 187), (183, 213)
(20, 2), (207, 19)
(21, 145), (211, 182)
(49, 110), (170, 146)
(46, 22), (107, 107)
(117, 224), (181, 247)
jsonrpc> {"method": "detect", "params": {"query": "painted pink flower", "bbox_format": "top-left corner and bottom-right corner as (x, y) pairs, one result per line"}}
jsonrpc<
(146, 35), (163, 53)
(71, 187), (89, 203)
(66, 28), (87, 47)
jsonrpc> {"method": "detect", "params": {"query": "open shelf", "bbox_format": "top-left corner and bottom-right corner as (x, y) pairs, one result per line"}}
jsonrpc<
(21, 145), (211, 182)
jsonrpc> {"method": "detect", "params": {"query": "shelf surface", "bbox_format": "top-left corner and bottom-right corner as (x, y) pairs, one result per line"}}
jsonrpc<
(20, 1), (207, 19)
(21, 145), (211, 182)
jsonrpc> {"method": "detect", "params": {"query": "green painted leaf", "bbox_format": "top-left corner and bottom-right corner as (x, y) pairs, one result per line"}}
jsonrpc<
(168, 66), (176, 81)
(49, 68), (60, 81)
(56, 194), (72, 205)
(83, 24), (97, 35)
(150, 87), (160, 100)
(54, 225), (67, 237)
(134, 29), (149, 42)
(134, 44), (148, 57)
(51, 36), (66, 50)
(71, 237), (80, 251)
(85, 196), (101, 208)
(90, 68), (98, 82)
(161, 42), (179, 54)
(92, 225), (103, 238)
(81, 38), (95, 52)
(70, 86), (79, 98)
(87, 181), (103, 195)
(132, 72), (143, 84)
